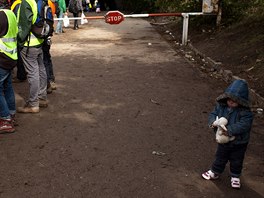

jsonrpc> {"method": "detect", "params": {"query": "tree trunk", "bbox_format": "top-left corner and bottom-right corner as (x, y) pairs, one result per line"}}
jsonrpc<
(216, 0), (222, 28)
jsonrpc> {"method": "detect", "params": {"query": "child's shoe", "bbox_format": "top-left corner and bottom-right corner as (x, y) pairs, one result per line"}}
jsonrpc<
(231, 177), (241, 189)
(202, 170), (219, 180)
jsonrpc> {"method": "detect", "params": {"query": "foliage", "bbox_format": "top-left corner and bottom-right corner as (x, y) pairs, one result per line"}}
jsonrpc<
(121, 0), (156, 13)
(154, 0), (202, 12)
(121, 0), (264, 25)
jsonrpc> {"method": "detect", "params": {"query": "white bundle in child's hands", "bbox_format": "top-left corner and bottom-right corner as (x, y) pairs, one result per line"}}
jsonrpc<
(213, 116), (235, 144)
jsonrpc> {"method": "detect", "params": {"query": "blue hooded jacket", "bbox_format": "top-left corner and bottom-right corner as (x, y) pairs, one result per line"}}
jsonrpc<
(208, 79), (253, 145)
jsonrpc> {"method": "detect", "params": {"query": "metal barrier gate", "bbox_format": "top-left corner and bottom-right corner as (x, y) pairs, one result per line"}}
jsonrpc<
(54, 1), (218, 45)
(54, 11), (207, 45)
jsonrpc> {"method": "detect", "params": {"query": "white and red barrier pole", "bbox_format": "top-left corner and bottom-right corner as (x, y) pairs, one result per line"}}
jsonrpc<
(54, 11), (205, 45)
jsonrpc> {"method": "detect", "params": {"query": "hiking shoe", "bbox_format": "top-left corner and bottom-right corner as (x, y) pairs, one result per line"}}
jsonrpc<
(202, 170), (219, 180)
(0, 119), (15, 133)
(17, 105), (39, 113)
(50, 81), (56, 90)
(47, 85), (53, 94)
(231, 177), (241, 189)
(39, 99), (48, 108)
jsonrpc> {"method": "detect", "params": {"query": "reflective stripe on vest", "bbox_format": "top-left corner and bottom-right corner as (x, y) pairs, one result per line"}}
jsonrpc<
(0, 9), (18, 60)
(24, 33), (44, 47)
(0, 43), (17, 54)
(0, 37), (16, 42)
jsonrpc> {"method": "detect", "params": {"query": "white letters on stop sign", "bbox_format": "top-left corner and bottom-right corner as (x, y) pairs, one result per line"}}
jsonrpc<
(109, 16), (122, 22)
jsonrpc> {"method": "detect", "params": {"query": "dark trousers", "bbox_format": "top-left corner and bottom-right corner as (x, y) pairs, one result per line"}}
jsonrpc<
(211, 143), (248, 178)
(73, 12), (79, 29)
(42, 40), (55, 83)
(16, 48), (27, 81)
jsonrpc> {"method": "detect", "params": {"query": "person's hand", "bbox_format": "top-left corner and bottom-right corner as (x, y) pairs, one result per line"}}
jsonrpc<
(212, 120), (218, 127)
(219, 126), (229, 136)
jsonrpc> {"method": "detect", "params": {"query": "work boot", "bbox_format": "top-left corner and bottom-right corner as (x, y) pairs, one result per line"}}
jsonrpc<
(39, 99), (48, 108)
(50, 81), (56, 90)
(47, 85), (53, 94)
(17, 104), (40, 113)
(0, 119), (15, 133)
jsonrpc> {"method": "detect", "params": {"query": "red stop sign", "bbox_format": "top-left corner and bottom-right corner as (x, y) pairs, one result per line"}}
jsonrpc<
(105, 11), (124, 25)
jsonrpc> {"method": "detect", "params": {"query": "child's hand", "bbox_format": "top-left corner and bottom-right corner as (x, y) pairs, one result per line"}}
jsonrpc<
(212, 116), (219, 127)
(219, 127), (229, 136)
(212, 120), (218, 127)
(209, 124), (215, 128)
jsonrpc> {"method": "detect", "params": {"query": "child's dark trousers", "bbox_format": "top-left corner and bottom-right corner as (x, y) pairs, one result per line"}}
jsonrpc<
(211, 143), (248, 177)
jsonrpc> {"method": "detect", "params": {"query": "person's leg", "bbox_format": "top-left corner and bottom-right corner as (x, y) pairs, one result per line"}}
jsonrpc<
(76, 12), (79, 28)
(46, 48), (56, 90)
(20, 47), (40, 107)
(48, 53), (56, 90)
(55, 12), (64, 33)
(4, 72), (16, 116)
(211, 144), (229, 175)
(0, 68), (15, 132)
(73, 12), (78, 29)
(229, 144), (248, 178)
(43, 41), (51, 83)
(16, 48), (27, 81)
(0, 68), (12, 119)
(37, 47), (48, 101)
(43, 40), (53, 94)
(229, 144), (248, 189)
(45, 43), (55, 83)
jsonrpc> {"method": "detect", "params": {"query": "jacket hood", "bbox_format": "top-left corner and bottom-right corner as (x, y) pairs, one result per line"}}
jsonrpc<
(216, 79), (250, 107)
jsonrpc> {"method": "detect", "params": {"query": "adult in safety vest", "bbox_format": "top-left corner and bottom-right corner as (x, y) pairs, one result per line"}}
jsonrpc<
(17, 0), (48, 113)
(0, 9), (18, 132)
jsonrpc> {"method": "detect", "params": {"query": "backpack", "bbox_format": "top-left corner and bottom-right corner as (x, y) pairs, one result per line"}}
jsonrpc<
(68, 0), (78, 14)
(31, 0), (54, 39)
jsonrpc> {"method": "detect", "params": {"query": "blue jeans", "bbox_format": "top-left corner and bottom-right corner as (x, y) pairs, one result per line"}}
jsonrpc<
(211, 143), (248, 177)
(0, 67), (16, 119)
(55, 12), (64, 33)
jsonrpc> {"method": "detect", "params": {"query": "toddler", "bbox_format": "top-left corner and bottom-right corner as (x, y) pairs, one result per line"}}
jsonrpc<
(202, 79), (253, 189)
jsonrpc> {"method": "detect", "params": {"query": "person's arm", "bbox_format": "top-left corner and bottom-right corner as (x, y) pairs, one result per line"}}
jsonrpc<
(0, 11), (8, 37)
(61, 0), (67, 13)
(17, 0), (33, 46)
(226, 109), (253, 136)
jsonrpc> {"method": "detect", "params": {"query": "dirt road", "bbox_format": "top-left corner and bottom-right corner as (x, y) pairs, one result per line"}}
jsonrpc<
(0, 16), (263, 198)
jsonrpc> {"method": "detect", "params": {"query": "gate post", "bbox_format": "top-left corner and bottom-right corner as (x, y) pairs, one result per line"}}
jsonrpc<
(182, 13), (189, 45)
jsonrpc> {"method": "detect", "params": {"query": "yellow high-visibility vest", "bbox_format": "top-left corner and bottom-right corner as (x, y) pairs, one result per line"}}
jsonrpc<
(0, 9), (18, 60)
(17, 0), (44, 47)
